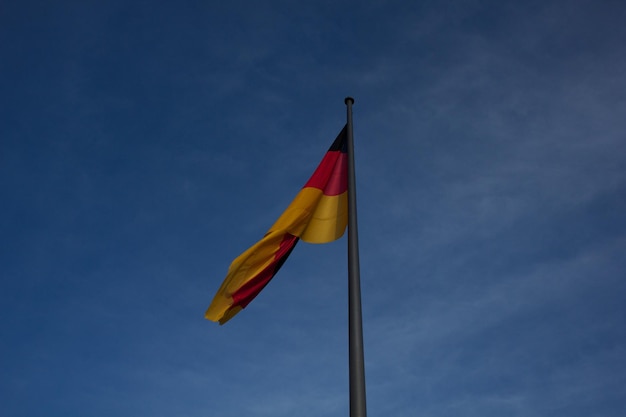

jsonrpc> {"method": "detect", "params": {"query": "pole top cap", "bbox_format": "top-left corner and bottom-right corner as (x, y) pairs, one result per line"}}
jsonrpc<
(344, 97), (355, 105)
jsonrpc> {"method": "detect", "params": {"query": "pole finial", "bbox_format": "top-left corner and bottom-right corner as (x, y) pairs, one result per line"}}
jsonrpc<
(345, 97), (355, 105)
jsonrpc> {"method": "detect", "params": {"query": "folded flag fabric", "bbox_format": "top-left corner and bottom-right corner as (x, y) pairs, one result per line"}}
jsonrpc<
(206, 126), (348, 324)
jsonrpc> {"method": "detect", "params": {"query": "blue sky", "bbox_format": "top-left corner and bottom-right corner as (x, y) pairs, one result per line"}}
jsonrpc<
(2, 0), (625, 416)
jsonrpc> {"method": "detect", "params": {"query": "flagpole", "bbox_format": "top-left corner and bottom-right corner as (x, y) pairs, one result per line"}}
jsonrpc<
(345, 97), (367, 417)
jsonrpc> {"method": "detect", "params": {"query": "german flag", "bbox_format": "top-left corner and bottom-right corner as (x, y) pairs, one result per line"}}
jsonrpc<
(205, 126), (348, 324)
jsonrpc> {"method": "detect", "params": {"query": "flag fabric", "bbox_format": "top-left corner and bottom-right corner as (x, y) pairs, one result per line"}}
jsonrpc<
(205, 126), (349, 324)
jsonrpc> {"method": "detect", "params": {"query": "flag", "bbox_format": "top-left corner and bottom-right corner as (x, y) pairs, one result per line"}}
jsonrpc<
(205, 126), (348, 324)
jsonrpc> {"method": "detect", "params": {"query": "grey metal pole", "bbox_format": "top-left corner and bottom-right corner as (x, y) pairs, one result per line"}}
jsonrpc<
(345, 97), (367, 417)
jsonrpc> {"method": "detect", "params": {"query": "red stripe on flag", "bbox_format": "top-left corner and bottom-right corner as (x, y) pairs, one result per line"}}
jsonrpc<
(230, 233), (299, 309)
(303, 151), (347, 196)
